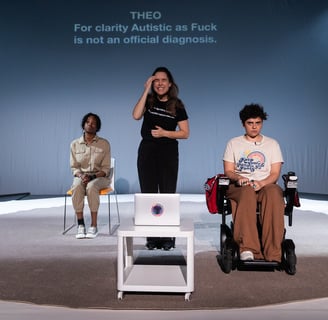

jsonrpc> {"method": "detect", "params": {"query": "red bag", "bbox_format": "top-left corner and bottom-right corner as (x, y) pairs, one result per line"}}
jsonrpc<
(204, 174), (230, 214)
(204, 174), (220, 214)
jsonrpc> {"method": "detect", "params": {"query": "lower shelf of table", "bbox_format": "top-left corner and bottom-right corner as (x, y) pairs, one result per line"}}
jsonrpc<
(119, 264), (193, 292)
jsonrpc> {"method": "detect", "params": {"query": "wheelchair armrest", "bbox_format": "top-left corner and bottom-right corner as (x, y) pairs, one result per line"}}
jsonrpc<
(216, 176), (232, 223)
(282, 171), (300, 227)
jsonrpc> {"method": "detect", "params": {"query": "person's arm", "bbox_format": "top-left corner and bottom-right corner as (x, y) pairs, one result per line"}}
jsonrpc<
(224, 160), (282, 191)
(97, 141), (111, 178)
(255, 162), (282, 189)
(132, 76), (155, 120)
(70, 142), (89, 184)
(92, 140), (111, 179)
(70, 142), (82, 177)
(223, 160), (243, 184)
(151, 119), (190, 139)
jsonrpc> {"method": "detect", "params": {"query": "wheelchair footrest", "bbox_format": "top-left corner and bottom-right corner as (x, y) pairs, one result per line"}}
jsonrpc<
(237, 259), (281, 272)
(239, 259), (280, 267)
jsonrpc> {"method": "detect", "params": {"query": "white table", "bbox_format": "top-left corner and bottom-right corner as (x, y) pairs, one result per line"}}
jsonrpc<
(117, 219), (194, 301)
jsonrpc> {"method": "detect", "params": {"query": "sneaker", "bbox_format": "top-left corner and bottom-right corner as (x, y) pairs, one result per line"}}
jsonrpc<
(76, 225), (86, 239)
(240, 251), (254, 261)
(86, 226), (98, 239)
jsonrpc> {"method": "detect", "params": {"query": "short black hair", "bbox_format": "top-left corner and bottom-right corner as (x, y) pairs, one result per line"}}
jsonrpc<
(239, 103), (268, 124)
(81, 112), (101, 132)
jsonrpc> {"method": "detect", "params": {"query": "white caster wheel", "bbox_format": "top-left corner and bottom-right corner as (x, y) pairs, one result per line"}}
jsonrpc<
(185, 292), (191, 301)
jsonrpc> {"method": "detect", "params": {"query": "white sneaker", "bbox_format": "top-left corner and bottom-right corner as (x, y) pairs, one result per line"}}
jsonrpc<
(86, 226), (98, 239)
(76, 225), (86, 239)
(240, 251), (254, 261)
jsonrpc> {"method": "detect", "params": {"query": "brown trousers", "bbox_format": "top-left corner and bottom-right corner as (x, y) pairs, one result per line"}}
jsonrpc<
(226, 183), (285, 262)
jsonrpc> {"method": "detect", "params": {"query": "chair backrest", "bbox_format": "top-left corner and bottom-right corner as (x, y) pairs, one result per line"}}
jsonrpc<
(96, 157), (116, 195)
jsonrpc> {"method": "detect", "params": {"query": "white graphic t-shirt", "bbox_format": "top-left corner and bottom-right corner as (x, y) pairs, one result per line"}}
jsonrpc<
(223, 135), (283, 181)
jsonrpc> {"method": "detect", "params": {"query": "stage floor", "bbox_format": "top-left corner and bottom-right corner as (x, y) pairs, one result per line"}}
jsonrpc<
(1, 194), (327, 255)
(0, 194), (327, 320)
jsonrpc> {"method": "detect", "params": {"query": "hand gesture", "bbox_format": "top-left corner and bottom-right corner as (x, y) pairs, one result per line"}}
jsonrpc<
(151, 125), (165, 138)
(144, 75), (155, 91)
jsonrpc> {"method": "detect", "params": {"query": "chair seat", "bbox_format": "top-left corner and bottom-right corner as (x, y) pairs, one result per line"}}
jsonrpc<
(66, 187), (114, 196)
(99, 187), (113, 195)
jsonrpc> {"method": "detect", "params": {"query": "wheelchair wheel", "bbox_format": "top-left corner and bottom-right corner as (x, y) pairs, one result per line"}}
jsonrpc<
(220, 238), (235, 273)
(282, 239), (297, 275)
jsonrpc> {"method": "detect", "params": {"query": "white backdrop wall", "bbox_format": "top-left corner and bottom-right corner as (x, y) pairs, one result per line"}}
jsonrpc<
(1, 0), (328, 195)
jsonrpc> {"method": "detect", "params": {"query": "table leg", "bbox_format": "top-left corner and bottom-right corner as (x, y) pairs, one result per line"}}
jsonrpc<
(124, 236), (134, 267)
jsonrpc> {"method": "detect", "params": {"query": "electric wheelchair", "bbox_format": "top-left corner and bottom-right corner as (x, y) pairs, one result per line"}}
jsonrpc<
(215, 172), (299, 275)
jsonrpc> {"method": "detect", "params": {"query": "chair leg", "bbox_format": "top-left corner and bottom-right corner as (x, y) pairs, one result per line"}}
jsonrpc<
(114, 190), (120, 225)
(63, 194), (76, 235)
(108, 192), (120, 235)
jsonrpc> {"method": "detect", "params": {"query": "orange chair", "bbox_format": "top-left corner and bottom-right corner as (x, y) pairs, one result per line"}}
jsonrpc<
(63, 158), (120, 235)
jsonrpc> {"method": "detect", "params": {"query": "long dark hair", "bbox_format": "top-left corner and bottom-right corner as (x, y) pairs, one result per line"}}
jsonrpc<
(148, 67), (184, 115)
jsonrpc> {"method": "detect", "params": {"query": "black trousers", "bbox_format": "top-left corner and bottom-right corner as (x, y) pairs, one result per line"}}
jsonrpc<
(137, 139), (178, 193)
(137, 139), (178, 247)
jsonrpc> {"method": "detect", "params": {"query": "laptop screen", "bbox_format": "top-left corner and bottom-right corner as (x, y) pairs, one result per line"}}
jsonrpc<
(134, 193), (180, 226)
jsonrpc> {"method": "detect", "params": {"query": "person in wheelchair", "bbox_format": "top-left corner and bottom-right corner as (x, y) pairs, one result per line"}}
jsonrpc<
(223, 103), (285, 262)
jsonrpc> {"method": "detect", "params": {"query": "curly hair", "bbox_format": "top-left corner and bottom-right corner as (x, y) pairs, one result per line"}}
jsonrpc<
(239, 103), (268, 124)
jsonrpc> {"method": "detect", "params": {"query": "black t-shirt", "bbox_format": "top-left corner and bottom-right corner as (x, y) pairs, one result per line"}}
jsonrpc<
(140, 97), (188, 142)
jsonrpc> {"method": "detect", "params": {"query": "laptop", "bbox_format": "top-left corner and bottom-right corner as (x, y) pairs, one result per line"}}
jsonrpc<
(134, 193), (181, 226)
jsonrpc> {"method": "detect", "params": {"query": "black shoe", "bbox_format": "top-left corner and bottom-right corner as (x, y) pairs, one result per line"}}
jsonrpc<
(146, 240), (157, 250)
(162, 240), (174, 251)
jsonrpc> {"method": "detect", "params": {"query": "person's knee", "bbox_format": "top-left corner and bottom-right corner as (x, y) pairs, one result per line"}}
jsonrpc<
(86, 185), (97, 194)
(260, 184), (284, 207)
(263, 184), (283, 197)
(86, 181), (102, 196)
(72, 183), (85, 194)
(239, 185), (257, 200)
